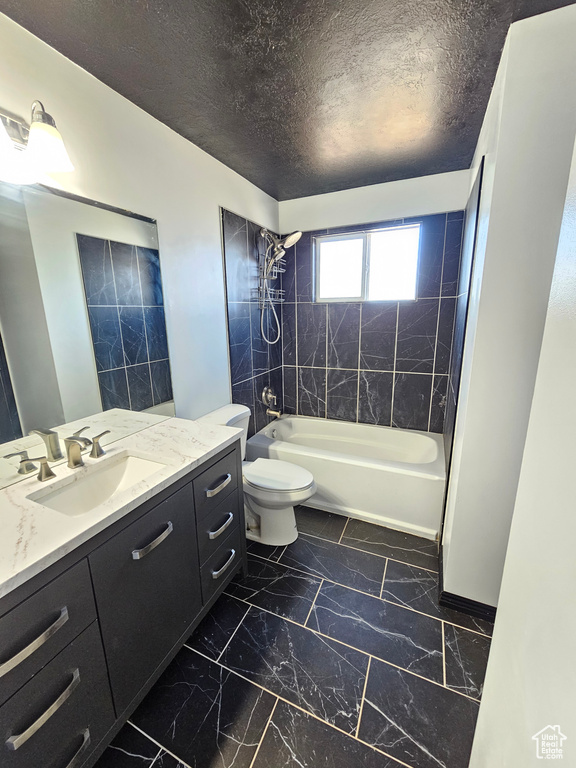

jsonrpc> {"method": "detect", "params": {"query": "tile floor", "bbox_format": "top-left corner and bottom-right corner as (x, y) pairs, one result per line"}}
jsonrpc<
(94, 508), (493, 768)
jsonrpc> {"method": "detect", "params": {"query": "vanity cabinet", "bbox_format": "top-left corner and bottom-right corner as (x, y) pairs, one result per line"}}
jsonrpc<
(89, 482), (202, 714)
(0, 441), (245, 768)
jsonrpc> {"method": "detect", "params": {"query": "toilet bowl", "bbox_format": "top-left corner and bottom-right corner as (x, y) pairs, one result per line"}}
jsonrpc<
(197, 405), (316, 546)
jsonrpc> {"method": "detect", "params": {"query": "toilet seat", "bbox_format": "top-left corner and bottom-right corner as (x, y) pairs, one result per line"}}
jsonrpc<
(243, 458), (314, 493)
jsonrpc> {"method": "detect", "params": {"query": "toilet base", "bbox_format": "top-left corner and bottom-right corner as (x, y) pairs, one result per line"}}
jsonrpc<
(244, 499), (298, 547)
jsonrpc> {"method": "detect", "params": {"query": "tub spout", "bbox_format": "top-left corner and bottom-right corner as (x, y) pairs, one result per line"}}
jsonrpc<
(266, 408), (282, 419)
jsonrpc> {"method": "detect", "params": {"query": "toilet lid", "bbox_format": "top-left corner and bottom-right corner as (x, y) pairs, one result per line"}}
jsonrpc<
(243, 459), (314, 492)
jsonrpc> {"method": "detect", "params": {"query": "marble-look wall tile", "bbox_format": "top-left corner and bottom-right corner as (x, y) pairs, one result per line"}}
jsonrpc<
(137, 247), (164, 306)
(144, 307), (170, 361)
(269, 366), (283, 411)
(250, 303), (269, 376)
(435, 298), (456, 375)
(267, 305), (283, 370)
(227, 302), (253, 385)
(253, 372), (270, 434)
(232, 378), (255, 437)
(328, 304), (360, 369)
(358, 370), (393, 426)
(150, 360), (173, 405)
(98, 368), (130, 410)
(88, 306), (125, 372)
(392, 373), (432, 431)
(395, 299), (439, 373)
(295, 232), (315, 302)
(359, 302), (397, 371)
(222, 209), (251, 303)
(442, 217), (464, 297)
(358, 659), (479, 768)
(126, 364), (154, 411)
(282, 303), (297, 366)
(298, 367), (326, 418)
(283, 365), (297, 414)
(297, 303), (327, 367)
(119, 306), (148, 367)
(407, 213), (447, 299)
(326, 369), (358, 422)
(110, 241), (142, 306)
(77, 234), (116, 306)
(429, 375), (448, 433)
(282, 245), (296, 303)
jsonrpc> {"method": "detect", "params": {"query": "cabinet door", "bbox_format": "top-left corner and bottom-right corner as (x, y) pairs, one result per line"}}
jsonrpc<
(0, 623), (114, 768)
(89, 483), (201, 714)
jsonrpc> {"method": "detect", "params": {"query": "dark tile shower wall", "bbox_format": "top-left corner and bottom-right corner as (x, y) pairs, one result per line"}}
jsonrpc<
(0, 331), (22, 443)
(281, 212), (466, 433)
(222, 209), (283, 437)
(77, 235), (173, 413)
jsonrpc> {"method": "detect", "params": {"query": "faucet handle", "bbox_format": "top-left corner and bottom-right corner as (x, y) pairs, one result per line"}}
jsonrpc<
(64, 437), (85, 469)
(28, 456), (57, 482)
(90, 431), (111, 459)
(3, 451), (38, 475)
(72, 427), (89, 436)
(71, 427), (92, 446)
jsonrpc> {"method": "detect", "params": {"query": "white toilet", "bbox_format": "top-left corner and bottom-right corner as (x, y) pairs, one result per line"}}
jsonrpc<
(197, 404), (316, 546)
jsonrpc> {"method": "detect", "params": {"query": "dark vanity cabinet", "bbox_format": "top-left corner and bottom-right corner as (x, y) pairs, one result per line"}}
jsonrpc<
(0, 442), (245, 768)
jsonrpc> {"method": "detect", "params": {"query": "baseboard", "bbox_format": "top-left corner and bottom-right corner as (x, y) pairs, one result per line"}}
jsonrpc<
(438, 591), (497, 622)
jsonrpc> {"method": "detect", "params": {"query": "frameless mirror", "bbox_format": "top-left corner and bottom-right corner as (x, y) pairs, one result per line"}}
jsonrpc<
(0, 181), (175, 489)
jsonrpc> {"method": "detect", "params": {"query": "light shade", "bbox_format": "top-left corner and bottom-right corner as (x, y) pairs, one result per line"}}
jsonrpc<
(27, 120), (74, 173)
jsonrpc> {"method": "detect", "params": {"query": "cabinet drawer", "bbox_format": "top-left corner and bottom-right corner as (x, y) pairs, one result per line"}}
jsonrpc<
(201, 527), (243, 604)
(89, 482), (202, 714)
(0, 561), (96, 708)
(197, 491), (241, 565)
(0, 622), (115, 768)
(193, 450), (239, 521)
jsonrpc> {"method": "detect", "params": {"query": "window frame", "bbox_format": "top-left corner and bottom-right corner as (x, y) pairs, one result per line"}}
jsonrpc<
(313, 222), (421, 303)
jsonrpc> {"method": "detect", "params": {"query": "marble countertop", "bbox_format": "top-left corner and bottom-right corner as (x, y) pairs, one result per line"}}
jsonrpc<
(0, 417), (242, 599)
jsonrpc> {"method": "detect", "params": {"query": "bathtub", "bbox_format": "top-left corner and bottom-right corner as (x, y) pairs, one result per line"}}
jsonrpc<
(246, 416), (446, 540)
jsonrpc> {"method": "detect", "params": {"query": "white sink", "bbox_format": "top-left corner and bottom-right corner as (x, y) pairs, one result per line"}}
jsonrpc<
(28, 452), (170, 516)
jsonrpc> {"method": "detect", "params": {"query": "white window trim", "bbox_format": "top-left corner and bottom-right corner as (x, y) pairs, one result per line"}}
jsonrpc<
(313, 223), (421, 303)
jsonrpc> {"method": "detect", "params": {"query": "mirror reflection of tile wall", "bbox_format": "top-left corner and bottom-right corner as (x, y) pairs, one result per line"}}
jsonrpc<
(77, 235), (173, 411)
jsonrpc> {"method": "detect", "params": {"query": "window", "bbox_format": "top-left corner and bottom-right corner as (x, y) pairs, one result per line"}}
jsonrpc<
(315, 223), (420, 302)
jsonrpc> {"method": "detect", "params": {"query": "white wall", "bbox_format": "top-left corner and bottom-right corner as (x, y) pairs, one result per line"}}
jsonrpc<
(0, 12), (278, 421)
(442, 4), (576, 607)
(24, 189), (157, 423)
(469, 126), (576, 768)
(278, 170), (470, 232)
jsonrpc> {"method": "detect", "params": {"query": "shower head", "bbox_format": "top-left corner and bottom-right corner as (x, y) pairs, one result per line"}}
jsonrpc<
(260, 228), (302, 261)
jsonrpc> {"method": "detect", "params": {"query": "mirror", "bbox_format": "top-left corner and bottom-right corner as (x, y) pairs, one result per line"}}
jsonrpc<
(0, 181), (175, 489)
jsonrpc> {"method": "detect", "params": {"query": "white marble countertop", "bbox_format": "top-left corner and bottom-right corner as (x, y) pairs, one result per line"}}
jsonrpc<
(0, 416), (242, 599)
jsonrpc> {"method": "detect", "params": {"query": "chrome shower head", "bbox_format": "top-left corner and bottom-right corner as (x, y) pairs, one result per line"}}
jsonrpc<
(260, 228), (302, 261)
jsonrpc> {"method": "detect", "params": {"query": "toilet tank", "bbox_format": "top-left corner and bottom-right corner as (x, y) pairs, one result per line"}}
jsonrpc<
(196, 404), (250, 459)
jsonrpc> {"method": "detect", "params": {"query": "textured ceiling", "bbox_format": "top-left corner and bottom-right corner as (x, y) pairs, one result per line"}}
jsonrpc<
(0, 0), (573, 200)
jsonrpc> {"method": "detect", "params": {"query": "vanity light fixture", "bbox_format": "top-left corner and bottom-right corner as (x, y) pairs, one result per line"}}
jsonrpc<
(0, 100), (74, 184)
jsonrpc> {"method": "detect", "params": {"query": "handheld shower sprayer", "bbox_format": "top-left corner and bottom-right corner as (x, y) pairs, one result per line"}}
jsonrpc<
(259, 228), (302, 344)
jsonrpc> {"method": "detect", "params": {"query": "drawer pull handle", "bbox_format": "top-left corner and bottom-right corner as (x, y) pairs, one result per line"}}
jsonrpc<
(64, 729), (91, 768)
(132, 521), (174, 560)
(209, 512), (234, 540)
(0, 606), (69, 679)
(6, 668), (81, 751)
(212, 549), (236, 580)
(206, 473), (232, 498)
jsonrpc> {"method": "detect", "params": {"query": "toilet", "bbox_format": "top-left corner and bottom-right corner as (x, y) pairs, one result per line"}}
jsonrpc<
(197, 404), (316, 546)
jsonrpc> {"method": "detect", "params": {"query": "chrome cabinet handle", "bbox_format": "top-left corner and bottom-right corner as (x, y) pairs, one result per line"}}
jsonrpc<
(205, 473), (232, 499)
(65, 729), (91, 768)
(0, 606), (69, 679)
(132, 521), (173, 560)
(6, 668), (81, 751)
(212, 549), (236, 580)
(208, 512), (234, 540)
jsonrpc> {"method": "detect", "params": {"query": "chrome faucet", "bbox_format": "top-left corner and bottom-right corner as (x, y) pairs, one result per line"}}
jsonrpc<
(29, 429), (63, 461)
(64, 438), (85, 469)
(68, 427), (92, 449)
(3, 450), (38, 475)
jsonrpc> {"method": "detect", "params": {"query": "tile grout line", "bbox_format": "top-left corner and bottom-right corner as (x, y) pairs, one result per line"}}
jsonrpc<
(215, 603), (252, 663)
(245, 550), (492, 637)
(148, 747), (165, 768)
(127, 721), (195, 768)
(212, 593), (481, 702)
(379, 558), (389, 599)
(356, 303), (362, 423)
(303, 578), (324, 627)
(427, 216), (448, 431)
(248, 698), (279, 768)
(355, 656), (372, 739)
(390, 301), (399, 426)
(185, 644), (417, 768)
(337, 518), (350, 545)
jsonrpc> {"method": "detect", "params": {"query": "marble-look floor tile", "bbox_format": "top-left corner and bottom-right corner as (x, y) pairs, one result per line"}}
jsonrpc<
(227, 555), (321, 624)
(381, 559), (494, 635)
(280, 533), (386, 596)
(358, 658), (479, 768)
(341, 519), (438, 570)
(246, 539), (285, 562)
(131, 647), (275, 768)
(307, 582), (443, 683)
(444, 624), (491, 699)
(294, 506), (348, 543)
(94, 723), (184, 767)
(221, 607), (368, 734)
(186, 593), (249, 660)
(252, 700), (404, 768)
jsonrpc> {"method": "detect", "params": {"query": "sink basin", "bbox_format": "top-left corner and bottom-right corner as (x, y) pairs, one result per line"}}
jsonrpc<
(28, 452), (170, 516)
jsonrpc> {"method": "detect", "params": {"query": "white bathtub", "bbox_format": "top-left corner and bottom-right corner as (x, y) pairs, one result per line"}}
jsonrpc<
(246, 416), (446, 540)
